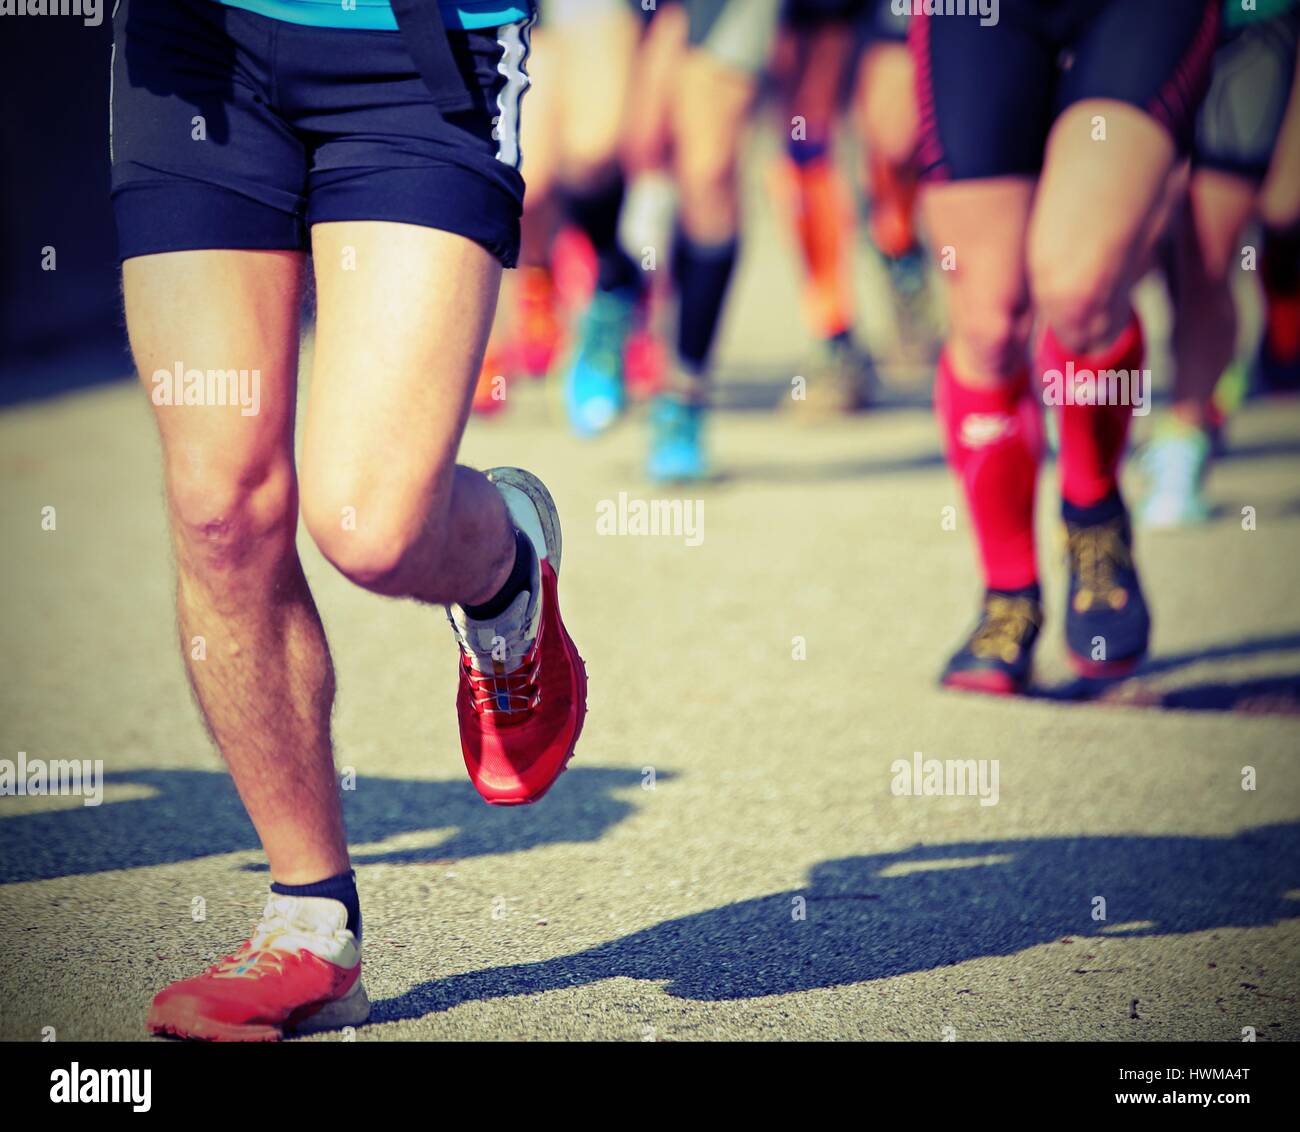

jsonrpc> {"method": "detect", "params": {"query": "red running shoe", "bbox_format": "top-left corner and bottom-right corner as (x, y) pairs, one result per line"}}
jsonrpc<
(147, 896), (367, 1042)
(448, 467), (588, 805)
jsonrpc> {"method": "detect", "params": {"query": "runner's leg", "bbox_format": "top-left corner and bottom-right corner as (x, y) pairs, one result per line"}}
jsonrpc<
(125, 249), (349, 883)
(301, 223), (514, 606)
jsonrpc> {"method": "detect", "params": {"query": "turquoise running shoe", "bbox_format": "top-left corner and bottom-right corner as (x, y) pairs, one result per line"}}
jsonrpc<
(647, 394), (708, 483)
(1137, 418), (1212, 528)
(560, 284), (639, 438)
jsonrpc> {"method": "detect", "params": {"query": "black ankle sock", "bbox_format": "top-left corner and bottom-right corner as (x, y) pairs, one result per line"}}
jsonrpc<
(567, 176), (642, 292)
(462, 528), (535, 621)
(271, 869), (361, 939)
(671, 227), (739, 374)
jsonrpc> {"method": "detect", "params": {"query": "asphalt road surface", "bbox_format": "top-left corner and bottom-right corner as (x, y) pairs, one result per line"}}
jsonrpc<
(2, 137), (1298, 1041)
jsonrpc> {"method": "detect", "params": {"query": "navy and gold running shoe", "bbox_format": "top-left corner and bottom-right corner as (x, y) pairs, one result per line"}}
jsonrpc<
(1063, 493), (1150, 678)
(940, 589), (1043, 695)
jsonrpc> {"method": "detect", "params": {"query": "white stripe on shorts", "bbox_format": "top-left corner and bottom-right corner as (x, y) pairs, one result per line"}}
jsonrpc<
(494, 16), (533, 169)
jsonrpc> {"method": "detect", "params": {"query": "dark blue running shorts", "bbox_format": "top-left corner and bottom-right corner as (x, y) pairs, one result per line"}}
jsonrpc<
(109, 0), (534, 266)
(908, 0), (1220, 183)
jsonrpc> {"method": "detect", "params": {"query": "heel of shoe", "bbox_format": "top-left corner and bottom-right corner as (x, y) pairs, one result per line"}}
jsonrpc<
(291, 977), (370, 1035)
(487, 466), (563, 573)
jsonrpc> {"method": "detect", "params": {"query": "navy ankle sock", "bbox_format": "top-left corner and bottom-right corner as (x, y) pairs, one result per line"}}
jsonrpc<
(271, 869), (361, 939)
(462, 528), (535, 621)
(1062, 489), (1125, 526)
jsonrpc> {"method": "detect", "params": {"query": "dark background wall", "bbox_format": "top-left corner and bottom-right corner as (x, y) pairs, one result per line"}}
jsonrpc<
(0, 15), (132, 400)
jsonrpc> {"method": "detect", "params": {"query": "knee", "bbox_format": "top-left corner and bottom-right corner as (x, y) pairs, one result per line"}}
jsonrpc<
(167, 457), (297, 581)
(302, 482), (432, 595)
(1029, 242), (1126, 353)
(676, 144), (740, 238)
(948, 303), (1033, 381)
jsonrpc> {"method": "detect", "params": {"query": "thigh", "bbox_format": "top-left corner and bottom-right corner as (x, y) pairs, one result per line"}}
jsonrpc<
(1029, 99), (1181, 311)
(516, 25), (561, 203)
(621, 1), (688, 174)
(300, 222), (500, 538)
(670, 43), (760, 238)
(123, 249), (303, 536)
(856, 39), (918, 166)
(552, 3), (641, 182)
(1183, 168), (1260, 284)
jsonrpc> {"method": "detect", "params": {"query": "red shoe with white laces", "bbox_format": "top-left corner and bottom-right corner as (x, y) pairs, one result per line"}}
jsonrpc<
(448, 467), (587, 805)
(147, 896), (367, 1042)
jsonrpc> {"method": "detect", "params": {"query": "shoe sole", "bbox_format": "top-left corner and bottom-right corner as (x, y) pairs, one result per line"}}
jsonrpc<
(148, 979), (370, 1043)
(1066, 650), (1144, 679)
(940, 668), (1025, 696)
(480, 468), (588, 806)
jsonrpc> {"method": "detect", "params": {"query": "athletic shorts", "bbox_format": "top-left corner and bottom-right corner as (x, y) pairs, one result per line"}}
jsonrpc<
(863, 0), (908, 44)
(909, 0), (1220, 183)
(109, 0), (533, 266)
(781, 0), (867, 29)
(685, 0), (781, 74)
(1194, 9), (1300, 182)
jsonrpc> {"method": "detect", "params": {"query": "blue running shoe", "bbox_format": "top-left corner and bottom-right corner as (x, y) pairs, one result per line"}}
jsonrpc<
(1136, 418), (1211, 528)
(647, 395), (708, 483)
(560, 285), (639, 437)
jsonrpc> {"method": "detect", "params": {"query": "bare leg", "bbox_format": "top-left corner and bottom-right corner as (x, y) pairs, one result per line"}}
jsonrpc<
(124, 249), (348, 885)
(1171, 169), (1257, 426)
(856, 40), (922, 257)
(673, 50), (759, 244)
(300, 222), (513, 606)
(920, 178), (1036, 385)
(1028, 100), (1183, 352)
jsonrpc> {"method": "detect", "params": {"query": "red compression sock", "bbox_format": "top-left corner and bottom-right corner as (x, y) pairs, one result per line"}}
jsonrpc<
(1040, 313), (1144, 508)
(935, 351), (1043, 591)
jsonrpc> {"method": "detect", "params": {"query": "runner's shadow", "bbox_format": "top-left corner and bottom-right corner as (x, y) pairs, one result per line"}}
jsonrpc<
(375, 823), (1300, 1019)
(0, 766), (654, 885)
(1036, 630), (1300, 713)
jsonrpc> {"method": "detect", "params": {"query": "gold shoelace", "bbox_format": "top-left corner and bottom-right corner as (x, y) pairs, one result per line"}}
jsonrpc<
(969, 595), (1041, 663)
(1066, 520), (1132, 612)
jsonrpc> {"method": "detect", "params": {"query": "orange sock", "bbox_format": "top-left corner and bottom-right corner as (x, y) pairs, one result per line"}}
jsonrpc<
(789, 155), (852, 340)
(867, 152), (918, 261)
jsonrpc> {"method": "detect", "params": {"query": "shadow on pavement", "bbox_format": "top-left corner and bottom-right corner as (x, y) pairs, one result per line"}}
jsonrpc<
(1037, 631), (1300, 714)
(0, 766), (653, 885)
(376, 823), (1300, 1018)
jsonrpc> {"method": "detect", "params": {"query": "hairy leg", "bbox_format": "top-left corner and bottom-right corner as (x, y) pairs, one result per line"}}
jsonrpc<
(124, 249), (348, 884)
(301, 222), (513, 605)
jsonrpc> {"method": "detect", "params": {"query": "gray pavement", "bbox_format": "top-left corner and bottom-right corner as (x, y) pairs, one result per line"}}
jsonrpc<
(2, 140), (1299, 1040)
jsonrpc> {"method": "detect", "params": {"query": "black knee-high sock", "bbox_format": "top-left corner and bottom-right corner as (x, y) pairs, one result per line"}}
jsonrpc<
(1263, 220), (1300, 297)
(566, 175), (641, 293)
(672, 226), (739, 378)
(271, 869), (362, 940)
